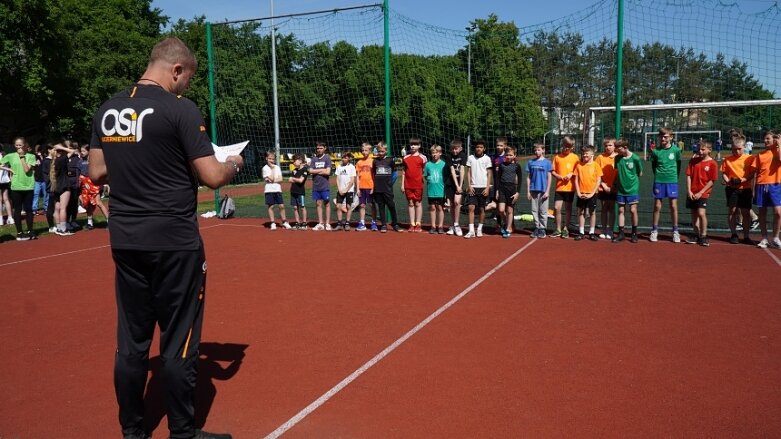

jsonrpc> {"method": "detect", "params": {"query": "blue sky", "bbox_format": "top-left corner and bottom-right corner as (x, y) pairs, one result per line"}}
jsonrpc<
(152, 0), (593, 29)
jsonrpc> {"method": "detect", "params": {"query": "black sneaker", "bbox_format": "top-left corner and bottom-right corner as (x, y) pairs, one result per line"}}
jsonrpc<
(16, 232), (30, 241)
(27, 231), (37, 240)
(574, 233), (584, 241)
(630, 233), (638, 243)
(589, 233), (598, 241)
(612, 231), (625, 243)
(729, 234), (739, 244)
(392, 224), (402, 232)
(751, 219), (760, 230)
(699, 237), (710, 247)
(380, 225), (388, 233)
(86, 223), (95, 230)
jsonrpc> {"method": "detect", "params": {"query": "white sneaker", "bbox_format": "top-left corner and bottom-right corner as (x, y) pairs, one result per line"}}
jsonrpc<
(78, 205), (87, 214)
(649, 230), (658, 242)
(598, 233), (606, 239)
(313, 223), (325, 231)
(455, 227), (463, 237)
(49, 227), (57, 233)
(772, 237), (781, 249)
(672, 231), (681, 243)
(56, 229), (74, 236)
(446, 226), (455, 235)
(7, 217), (14, 225)
(476, 229), (484, 238)
(757, 238), (769, 249)
(282, 222), (292, 229)
(464, 231), (475, 239)
(325, 223), (333, 231)
(270, 223), (277, 230)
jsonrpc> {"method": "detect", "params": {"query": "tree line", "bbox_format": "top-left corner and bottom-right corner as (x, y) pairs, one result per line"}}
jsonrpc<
(1, 1), (773, 148)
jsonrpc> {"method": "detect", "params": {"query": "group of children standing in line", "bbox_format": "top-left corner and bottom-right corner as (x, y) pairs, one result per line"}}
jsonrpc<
(258, 128), (781, 248)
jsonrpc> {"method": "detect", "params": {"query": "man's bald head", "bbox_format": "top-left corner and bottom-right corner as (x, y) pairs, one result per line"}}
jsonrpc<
(149, 37), (197, 71)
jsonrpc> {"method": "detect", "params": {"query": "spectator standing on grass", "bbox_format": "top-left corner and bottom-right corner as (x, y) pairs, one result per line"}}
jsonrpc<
(445, 139), (467, 236)
(551, 136), (579, 238)
(424, 144), (446, 234)
(491, 137), (508, 227)
(573, 145), (602, 241)
(310, 141), (333, 231)
(596, 137), (618, 240)
(751, 130), (781, 249)
(612, 139), (643, 243)
(526, 143), (552, 239)
(89, 37), (242, 439)
(401, 137), (427, 232)
(649, 127), (682, 243)
(40, 145), (56, 231)
(288, 153), (309, 230)
(334, 152), (357, 231)
(32, 144), (49, 215)
(0, 137), (38, 240)
(49, 143), (75, 236)
(720, 135), (755, 245)
(0, 149), (15, 226)
(78, 145), (109, 230)
(685, 141), (718, 247)
(372, 141), (400, 232)
(262, 150), (290, 231)
(65, 140), (83, 232)
(463, 139), (492, 239)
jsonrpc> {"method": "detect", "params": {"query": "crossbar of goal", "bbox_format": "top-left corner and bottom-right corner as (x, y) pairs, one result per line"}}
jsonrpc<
(586, 99), (781, 146)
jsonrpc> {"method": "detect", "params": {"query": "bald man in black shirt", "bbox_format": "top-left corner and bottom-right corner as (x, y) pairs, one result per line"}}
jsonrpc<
(90, 37), (241, 439)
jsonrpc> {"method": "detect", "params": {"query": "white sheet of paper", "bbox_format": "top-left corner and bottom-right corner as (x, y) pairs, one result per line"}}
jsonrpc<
(212, 141), (249, 162)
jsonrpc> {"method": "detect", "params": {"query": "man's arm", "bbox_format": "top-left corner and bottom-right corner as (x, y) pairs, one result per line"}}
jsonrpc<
(191, 154), (245, 189)
(88, 149), (109, 185)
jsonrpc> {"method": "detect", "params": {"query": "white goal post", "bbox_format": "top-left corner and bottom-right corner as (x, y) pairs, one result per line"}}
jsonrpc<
(586, 99), (781, 147)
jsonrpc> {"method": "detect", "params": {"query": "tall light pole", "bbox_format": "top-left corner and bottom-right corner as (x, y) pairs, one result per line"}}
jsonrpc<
(271, 0), (281, 162)
(466, 24), (476, 155)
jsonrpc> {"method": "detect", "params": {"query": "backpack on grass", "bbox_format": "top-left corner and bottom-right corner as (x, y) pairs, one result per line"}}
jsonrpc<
(218, 195), (235, 219)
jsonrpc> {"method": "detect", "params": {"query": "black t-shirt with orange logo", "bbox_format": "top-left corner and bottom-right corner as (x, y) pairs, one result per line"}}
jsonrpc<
(90, 84), (214, 251)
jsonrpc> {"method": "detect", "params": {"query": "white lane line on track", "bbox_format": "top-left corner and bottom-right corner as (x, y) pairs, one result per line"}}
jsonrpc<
(0, 224), (224, 268)
(763, 248), (781, 267)
(263, 238), (538, 439)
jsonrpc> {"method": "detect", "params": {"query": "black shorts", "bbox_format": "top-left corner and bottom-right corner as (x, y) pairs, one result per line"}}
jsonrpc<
(336, 191), (355, 206)
(555, 191), (575, 203)
(0, 182), (9, 191)
(465, 192), (487, 209)
(686, 197), (709, 209)
(428, 197), (445, 206)
(576, 196), (598, 210)
(598, 191), (617, 201)
(445, 186), (462, 202)
(725, 187), (752, 209)
(497, 184), (517, 205)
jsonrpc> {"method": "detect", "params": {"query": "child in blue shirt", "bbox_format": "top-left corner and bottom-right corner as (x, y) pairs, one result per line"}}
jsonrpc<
(525, 143), (553, 238)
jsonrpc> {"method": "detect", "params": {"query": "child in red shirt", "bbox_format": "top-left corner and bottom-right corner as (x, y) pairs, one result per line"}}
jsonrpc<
(685, 141), (718, 246)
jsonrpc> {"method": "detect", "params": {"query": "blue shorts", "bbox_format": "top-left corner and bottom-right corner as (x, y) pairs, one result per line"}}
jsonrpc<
(312, 190), (330, 202)
(265, 192), (283, 206)
(616, 194), (639, 205)
(290, 194), (305, 207)
(652, 182), (678, 199)
(754, 183), (781, 208)
(359, 188), (373, 205)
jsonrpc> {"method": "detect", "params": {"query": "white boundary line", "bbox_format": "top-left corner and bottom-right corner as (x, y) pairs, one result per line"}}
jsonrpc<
(0, 224), (224, 268)
(763, 248), (781, 267)
(263, 239), (538, 439)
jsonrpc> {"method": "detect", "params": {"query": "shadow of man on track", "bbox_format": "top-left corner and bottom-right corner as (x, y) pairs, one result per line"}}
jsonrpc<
(143, 341), (248, 432)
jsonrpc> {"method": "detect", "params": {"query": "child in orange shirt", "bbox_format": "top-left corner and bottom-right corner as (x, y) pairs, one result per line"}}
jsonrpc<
(551, 136), (579, 238)
(573, 145), (603, 240)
